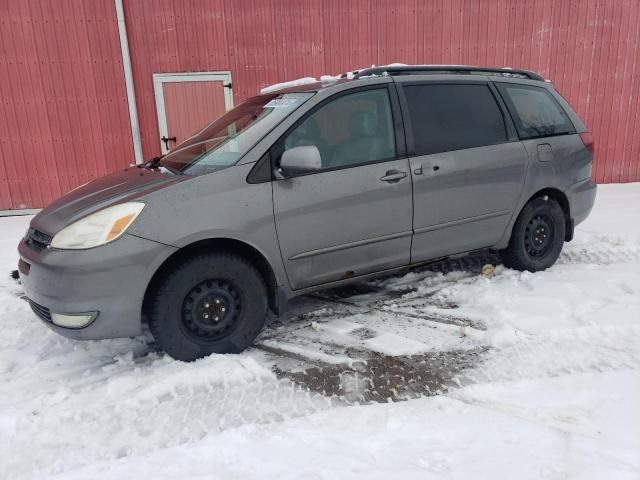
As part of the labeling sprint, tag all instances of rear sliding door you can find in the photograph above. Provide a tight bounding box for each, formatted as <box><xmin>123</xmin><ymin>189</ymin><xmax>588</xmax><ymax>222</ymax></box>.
<box><xmin>399</xmin><ymin>81</ymin><xmax>529</xmax><ymax>262</ymax></box>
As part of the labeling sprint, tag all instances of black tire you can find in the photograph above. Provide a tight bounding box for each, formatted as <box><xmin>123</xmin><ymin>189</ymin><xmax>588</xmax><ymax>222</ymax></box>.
<box><xmin>499</xmin><ymin>196</ymin><xmax>566</xmax><ymax>272</ymax></box>
<box><xmin>148</xmin><ymin>253</ymin><xmax>267</xmax><ymax>361</ymax></box>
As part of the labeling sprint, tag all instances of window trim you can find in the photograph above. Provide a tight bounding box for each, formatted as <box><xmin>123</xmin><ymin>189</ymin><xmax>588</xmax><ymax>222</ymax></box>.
<box><xmin>269</xmin><ymin>84</ymin><xmax>407</xmax><ymax>179</ymax></box>
<box><xmin>487</xmin><ymin>82</ymin><xmax>520</xmax><ymax>141</ymax></box>
<box><xmin>396</xmin><ymin>80</ymin><xmax>516</xmax><ymax>157</ymax></box>
<box><xmin>494</xmin><ymin>82</ymin><xmax>577</xmax><ymax>140</ymax></box>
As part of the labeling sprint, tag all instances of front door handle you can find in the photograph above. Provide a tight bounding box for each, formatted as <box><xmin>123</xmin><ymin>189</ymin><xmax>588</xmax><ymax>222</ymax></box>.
<box><xmin>380</xmin><ymin>170</ymin><xmax>408</xmax><ymax>183</ymax></box>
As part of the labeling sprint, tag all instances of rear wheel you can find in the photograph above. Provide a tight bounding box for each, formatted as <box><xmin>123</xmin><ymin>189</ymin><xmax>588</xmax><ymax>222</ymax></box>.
<box><xmin>148</xmin><ymin>253</ymin><xmax>267</xmax><ymax>361</ymax></box>
<box><xmin>499</xmin><ymin>196</ymin><xmax>565</xmax><ymax>272</ymax></box>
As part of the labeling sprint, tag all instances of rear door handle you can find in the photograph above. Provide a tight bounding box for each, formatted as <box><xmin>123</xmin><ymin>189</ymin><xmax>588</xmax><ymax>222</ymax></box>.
<box><xmin>380</xmin><ymin>170</ymin><xmax>408</xmax><ymax>183</ymax></box>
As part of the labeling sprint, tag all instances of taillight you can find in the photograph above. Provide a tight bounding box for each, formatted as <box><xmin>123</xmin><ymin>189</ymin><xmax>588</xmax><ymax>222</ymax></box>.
<box><xmin>580</xmin><ymin>132</ymin><xmax>594</xmax><ymax>155</ymax></box>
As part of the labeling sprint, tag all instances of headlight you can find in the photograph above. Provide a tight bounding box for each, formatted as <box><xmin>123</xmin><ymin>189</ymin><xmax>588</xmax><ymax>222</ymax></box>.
<box><xmin>51</xmin><ymin>202</ymin><xmax>145</xmax><ymax>249</ymax></box>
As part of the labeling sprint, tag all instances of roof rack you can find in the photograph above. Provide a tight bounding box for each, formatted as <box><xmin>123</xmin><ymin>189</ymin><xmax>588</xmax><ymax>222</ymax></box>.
<box><xmin>351</xmin><ymin>65</ymin><xmax>545</xmax><ymax>81</ymax></box>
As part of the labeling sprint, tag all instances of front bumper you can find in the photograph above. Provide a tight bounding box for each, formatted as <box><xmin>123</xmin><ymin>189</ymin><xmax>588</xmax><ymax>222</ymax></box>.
<box><xmin>18</xmin><ymin>233</ymin><xmax>177</xmax><ymax>340</ymax></box>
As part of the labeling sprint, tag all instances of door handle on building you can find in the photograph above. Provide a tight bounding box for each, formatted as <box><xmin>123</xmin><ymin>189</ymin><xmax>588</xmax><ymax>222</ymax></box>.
<box><xmin>161</xmin><ymin>136</ymin><xmax>176</xmax><ymax>150</ymax></box>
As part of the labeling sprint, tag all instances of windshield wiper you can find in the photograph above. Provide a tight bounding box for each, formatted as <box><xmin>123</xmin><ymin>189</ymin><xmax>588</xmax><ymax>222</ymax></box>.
<box><xmin>140</xmin><ymin>156</ymin><xmax>162</xmax><ymax>169</ymax></box>
<box><xmin>140</xmin><ymin>156</ymin><xmax>183</xmax><ymax>175</ymax></box>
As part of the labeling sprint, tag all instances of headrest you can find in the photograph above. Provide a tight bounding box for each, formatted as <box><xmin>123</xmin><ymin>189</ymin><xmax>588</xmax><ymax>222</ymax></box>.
<box><xmin>297</xmin><ymin>117</ymin><xmax>321</xmax><ymax>137</ymax></box>
<box><xmin>349</xmin><ymin>111</ymin><xmax>378</xmax><ymax>137</ymax></box>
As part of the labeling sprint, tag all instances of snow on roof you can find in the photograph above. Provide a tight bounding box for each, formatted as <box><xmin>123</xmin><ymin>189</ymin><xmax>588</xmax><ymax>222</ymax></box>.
<box><xmin>260</xmin><ymin>63</ymin><xmax>408</xmax><ymax>94</ymax></box>
<box><xmin>260</xmin><ymin>77</ymin><xmax>318</xmax><ymax>94</ymax></box>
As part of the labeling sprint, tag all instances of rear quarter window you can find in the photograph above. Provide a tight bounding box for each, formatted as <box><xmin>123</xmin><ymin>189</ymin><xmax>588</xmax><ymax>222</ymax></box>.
<box><xmin>402</xmin><ymin>83</ymin><xmax>508</xmax><ymax>156</ymax></box>
<box><xmin>496</xmin><ymin>83</ymin><xmax>576</xmax><ymax>139</ymax></box>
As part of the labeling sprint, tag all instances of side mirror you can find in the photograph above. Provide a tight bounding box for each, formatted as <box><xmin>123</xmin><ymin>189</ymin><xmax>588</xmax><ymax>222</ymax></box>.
<box><xmin>279</xmin><ymin>145</ymin><xmax>322</xmax><ymax>177</ymax></box>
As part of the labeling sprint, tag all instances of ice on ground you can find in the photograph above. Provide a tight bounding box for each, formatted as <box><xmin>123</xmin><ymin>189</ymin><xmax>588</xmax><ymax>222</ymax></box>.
<box><xmin>0</xmin><ymin>183</ymin><xmax>639</xmax><ymax>479</ymax></box>
<box><xmin>363</xmin><ymin>331</ymin><xmax>433</xmax><ymax>356</ymax></box>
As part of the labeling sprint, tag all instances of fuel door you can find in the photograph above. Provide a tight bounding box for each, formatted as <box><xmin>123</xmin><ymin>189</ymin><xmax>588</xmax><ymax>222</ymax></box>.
<box><xmin>537</xmin><ymin>143</ymin><xmax>554</xmax><ymax>162</ymax></box>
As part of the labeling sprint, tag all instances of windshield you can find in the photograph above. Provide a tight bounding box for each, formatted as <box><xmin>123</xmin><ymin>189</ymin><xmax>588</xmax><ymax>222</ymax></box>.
<box><xmin>158</xmin><ymin>92</ymin><xmax>314</xmax><ymax>175</ymax></box>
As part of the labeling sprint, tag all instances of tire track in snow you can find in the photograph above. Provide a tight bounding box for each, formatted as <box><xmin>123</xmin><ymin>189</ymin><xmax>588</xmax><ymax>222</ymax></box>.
<box><xmin>452</xmin><ymin>324</ymin><xmax>640</xmax><ymax>388</ymax></box>
<box><xmin>559</xmin><ymin>243</ymin><xmax>640</xmax><ymax>265</ymax></box>
<box><xmin>264</xmin><ymin>242</ymin><xmax>640</xmax><ymax>404</ymax></box>
<box><xmin>3</xmin><ymin>355</ymin><xmax>338</xmax><ymax>479</ymax></box>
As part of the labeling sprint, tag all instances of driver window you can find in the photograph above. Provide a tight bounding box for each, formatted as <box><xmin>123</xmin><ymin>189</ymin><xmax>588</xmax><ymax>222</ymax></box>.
<box><xmin>283</xmin><ymin>88</ymin><xmax>396</xmax><ymax>169</ymax></box>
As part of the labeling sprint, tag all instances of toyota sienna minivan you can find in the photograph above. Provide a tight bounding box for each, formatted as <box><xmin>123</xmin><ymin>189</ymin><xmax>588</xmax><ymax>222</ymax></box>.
<box><xmin>19</xmin><ymin>65</ymin><xmax>597</xmax><ymax>361</ymax></box>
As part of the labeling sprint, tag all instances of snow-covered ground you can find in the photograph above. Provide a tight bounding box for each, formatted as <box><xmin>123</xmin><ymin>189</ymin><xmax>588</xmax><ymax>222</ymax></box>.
<box><xmin>1</xmin><ymin>183</ymin><xmax>639</xmax><ymax>479</ymax></box>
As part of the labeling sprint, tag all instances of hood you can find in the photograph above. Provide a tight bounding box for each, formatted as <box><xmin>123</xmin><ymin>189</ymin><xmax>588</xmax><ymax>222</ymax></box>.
<box><xmin>31</xmin><ymin>167</ymin><xmax>185</xmax><ymax>235</ymax></box>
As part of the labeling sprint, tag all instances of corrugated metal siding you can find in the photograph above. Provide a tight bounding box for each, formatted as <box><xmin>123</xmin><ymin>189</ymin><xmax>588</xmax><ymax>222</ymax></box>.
<box><xmin>1</xmin><ymin>0</ymin><xmax>639</xmax><ymax>209</ymax></box>
<box><xmin>125</xmin><ymin>0</ymin><xmax>640</xmax><ymax>185</ymax></box>
<box><xmin>0</xmin><ymin>0</ymin><xmax>133</xmax><ymax>210</ymax></box>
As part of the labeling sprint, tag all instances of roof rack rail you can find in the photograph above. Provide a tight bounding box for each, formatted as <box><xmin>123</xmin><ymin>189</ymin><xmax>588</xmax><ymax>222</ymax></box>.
<box><xmin>351</xmin><ymin>65</ymin><xmax>545</xmax><ymax>81</ymax></box>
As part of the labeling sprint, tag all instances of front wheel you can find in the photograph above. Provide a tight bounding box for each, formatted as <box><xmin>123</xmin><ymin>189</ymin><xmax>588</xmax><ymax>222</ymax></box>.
<box><xmin>147</xmin><ymin>253</ymin><xmax>268</xmax><ymax>361</ymax></box>
<box><xmin>499</xmin><ymin>196</ymin><xmax>566</xmax><ymax>272</ymax></box>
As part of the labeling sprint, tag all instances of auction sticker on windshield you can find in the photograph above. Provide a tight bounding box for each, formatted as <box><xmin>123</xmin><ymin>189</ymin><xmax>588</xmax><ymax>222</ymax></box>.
<box><xmin>264</xmin><ymin>98</ymin><xmax>299</xmax><ymax>108</ymax></box>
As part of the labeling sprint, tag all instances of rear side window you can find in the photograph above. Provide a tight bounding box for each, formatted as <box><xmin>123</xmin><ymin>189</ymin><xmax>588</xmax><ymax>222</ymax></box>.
<box><xmin>403</xmin><ymin>84</ymin><xmax>507</xmax><ymax>156</ymax></box>
<box><xmin>497</xmin><ymin>83</ymin><xmax>575</xmax><ymax>139</ymax></box>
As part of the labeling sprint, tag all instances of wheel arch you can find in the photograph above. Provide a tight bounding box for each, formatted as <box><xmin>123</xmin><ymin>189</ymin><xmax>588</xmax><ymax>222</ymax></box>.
<box><xmin>526</xmin><ymin>188</ymin><xmax>572</xmax><ymax>241</ymax></box>
<box><xmin>498</xmin><ymin>186</ymin><xmax>572</xmax><ymax>249</ymax></box>
<box><xmin>142</xmin><ymin>237</ymin><xmax>282</xmax><ymax>319</ymax></box>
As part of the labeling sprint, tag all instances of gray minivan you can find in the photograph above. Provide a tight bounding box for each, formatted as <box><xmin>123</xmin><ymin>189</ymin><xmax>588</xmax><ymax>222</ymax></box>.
<box><xmin>19</xmin><ymin>65</ymin><xmax>596</xmax><ymax>361</ymax></box>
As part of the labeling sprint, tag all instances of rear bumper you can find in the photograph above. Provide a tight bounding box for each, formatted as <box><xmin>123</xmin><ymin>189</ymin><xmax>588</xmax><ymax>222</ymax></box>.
<box><xmin>567</xmin><ymin>178</ymin><xmax>597</xmax><ymax>227</ymax></box>
<box><xmin>18</xmin><ymin>233</ymin><xmax>176</xmax><ymax>340</ymax></box>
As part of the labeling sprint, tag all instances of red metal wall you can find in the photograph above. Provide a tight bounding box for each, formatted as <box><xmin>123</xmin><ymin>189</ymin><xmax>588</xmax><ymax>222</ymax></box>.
<box><xmin>1</xmin><ymin>0</ymin><xmax>639</xmax><ymax>209</ymax></box>
<box><xmin>126</xmin><ymin>0</ymin><xmax>640</xmax><ymax>186</ymax></box>
<box><xmin>0</xmin><ymin>0</ymin><xmax>134</xmax><ymax>210</ymax></box>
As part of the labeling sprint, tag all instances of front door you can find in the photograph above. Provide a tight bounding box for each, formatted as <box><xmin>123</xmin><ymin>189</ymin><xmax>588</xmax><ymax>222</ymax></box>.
<box><xmin>272</xmin><ymin>87</ymin><xmax>413</xmax><ymax>290</ymax></box>
<box><xmin>399</xmin><ymin>81</ymin><xmax>529</xmax><ymax>262</ymax></box>
<box><xmin>153</xmin><ymin>72</ymin><xmax>233</xmax><ymax>153</ymax></box>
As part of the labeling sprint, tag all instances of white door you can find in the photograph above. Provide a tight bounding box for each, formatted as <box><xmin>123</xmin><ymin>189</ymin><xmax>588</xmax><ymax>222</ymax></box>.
<box><xmin>153</xmin><ymin>72</ymin><xmax>233</xmax><ymax>153</ymax></box>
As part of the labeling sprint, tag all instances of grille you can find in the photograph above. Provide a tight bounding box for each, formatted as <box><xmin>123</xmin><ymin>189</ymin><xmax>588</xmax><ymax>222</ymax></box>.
<box><xmin>25</xmin><ymin>228</ymin><xmax>52</xmax><ymax>251</ymax></box>
<box><xmin>28</xmin><ymin>298</ymin><xmax>52</xmax><ymax>323</ymax></box>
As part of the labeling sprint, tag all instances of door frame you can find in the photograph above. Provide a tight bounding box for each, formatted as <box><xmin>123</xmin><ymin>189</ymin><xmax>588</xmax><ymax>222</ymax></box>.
<box><xmin>152</xmin><ymin>71</ymin><xmax>233</xmax><ymax>153</ymax></box>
